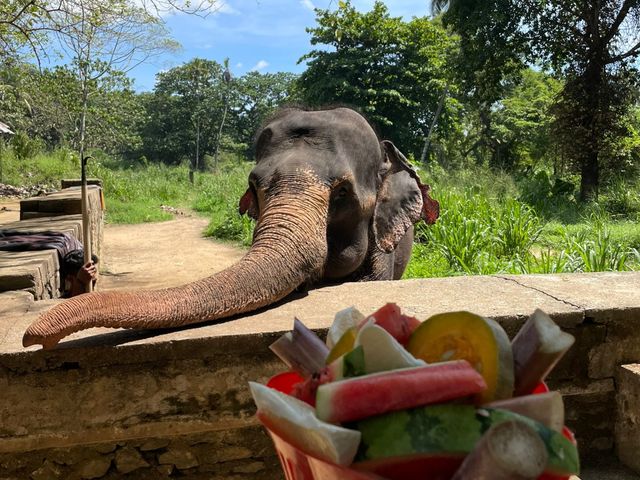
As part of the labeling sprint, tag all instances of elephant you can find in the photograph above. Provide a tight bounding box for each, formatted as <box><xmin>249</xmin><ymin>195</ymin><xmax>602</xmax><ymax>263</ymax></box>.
<box><xmin>22</xmin><ymin>107</ymin><xmax>439</xmax><ymax>349</ymax></box>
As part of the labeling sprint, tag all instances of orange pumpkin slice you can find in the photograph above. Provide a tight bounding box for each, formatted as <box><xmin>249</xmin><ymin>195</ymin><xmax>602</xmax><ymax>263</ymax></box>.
<box><xmin>407</xmin><ymin>311</ymin><xmax>514</xmax><ymax>402</ymax></box>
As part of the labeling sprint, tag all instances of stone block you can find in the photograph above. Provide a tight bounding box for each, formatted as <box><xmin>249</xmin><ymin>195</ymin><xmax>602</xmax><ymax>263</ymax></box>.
<box><xmin>114</xmin><ymin>447</ymin><xmax>149</xmax><ymax>474</ymax></box>
<box><xmin>74</xmin><ymin>456</ymin><xmax>111</xmax><ymax>479</ymax></box>
<box><xmin>0</xmin><ymin>250</ymin><xmax>60</xmax><ymax>300</ymax></box>
<box><xmin>549</xmin><ymin>323</ymin><xmax>607</xmax><ymax>382</ymax></box>
<box><xmin>616</xmin><ymin>364</ymin><xmax>640</xmax><ymax>474</ymax></box>
<box><xmin>589</xmin><ymin>314</ymin><xmax>640</xmax><ymax>379</ymax></box>
<box><xmin>61</xmin><ymin>179</ymin><xmax>103</xmax><ymax>189</ymax></box>
<box><xmin>558</xmin><ymin>379</ymin><xmax>616</xmax><ymax>459</ymax></box>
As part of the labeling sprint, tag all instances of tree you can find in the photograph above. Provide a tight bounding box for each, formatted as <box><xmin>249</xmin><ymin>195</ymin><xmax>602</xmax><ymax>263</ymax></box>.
<box><xmin>298</xmin><ymin>1</ymin><xmax>458</xmax><ymax>157</ymax></box>
<box><xmin>462</xmin><ymin>68</ymin><xmax>561</xmax><ymax>171</ymax></box>
<box><xmin>233</xmin><ymin>71</ymin><xmax>298</xmax><ymax>152</ymax></box>
<box><xmin>0</xmin><ymin>0</ymin><xmax>219</xmax><ymax>65</ymax></box>
<box><xmin>141</xmin><ymin>59</ymin><xmax>227</xmax><ymax>165</ymax></box>
<box><xmin>0</xmin><ymin>60</ymin><xmax>142</xmax><ymax>152</ymax></box>
<box><xmin>51</xmin><ymin>0</ymin><xmax>176</xmax><ymax>169</ymax></box>
<box><xmin>435</xmin><ymin>0</ymin><xmax>640</xmax><ymax>201</ymax></box>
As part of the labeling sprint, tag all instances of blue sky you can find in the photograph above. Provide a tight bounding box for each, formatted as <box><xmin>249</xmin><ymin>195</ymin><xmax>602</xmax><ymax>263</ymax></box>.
<box><xmin>131</xmin><ymin>0</ymin><xmax>430</xmax><ymax>91</ymax></box>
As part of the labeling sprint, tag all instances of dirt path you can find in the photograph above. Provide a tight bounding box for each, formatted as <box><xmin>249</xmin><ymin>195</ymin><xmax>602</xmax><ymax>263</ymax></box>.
<box><xmin>0</xmin><ymin>198</ymin><xmax>246</xmax><ymax>291</ymax></box>
<box><xmin>0</xmin><ymin>199</ymin><xmax>21</xmax><ymax>223</ymax></box>
<box><xmin>98</xmin><ymin>216</ymin><xmax>247</xmax><ymax>291</ymax></box>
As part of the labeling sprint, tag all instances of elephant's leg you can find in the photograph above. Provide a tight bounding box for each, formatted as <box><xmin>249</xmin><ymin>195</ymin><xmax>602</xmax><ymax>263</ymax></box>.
<box><xmin>392</xmin><ymin>225</ymin><xmax>414</xmax><ymax>280</ymax></box>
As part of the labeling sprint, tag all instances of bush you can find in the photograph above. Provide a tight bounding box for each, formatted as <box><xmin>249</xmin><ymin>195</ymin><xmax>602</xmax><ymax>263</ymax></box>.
<box><xmin>10</xmin><ymin>131</ymin><xmax>44</xmax><ymax>160</ymax></box>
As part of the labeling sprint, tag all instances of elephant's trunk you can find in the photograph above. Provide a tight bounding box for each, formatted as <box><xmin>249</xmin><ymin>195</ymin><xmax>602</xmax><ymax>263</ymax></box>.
<box><xmin>23</xmin><ymin>180</ymin><xmax>330</xmax><ymax>349</ymax></box>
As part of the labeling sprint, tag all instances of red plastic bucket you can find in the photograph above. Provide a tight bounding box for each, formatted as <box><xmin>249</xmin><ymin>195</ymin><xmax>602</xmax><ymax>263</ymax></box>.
<box><xmin>259</xmin><ymin>372</ymin><xmax>575</xmax><ymax>480</ymax></box>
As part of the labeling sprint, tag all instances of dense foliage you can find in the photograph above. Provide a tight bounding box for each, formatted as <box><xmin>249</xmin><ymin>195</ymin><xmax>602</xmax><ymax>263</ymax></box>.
<box><xmin>437</xmin><ymin>0</ymin><xmax>640</xmax><ymax>200</ymax></box>
<box><xmin>298</xmin><ymin>1</ymin><xmax>457</xmax><ymax>155</ymax></box>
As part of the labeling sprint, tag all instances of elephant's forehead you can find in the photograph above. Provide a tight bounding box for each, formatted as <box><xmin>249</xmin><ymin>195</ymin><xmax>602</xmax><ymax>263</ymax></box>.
<box><xmin>264</xmin><ymin>108</ymin><xmax>379</xmax><ymax>147</ymax></box>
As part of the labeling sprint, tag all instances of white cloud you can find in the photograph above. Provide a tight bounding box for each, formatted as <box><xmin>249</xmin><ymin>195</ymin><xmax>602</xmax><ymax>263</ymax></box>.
<box><xmin>216</xmin><ymin>1</ymin><xmax>239</xmax><ymax>14</ymax></box>
<box><xmin>300</xmin><ymin>0</ymin><xmax>315</xmax><ymax>11</ymax></box>
<box><xmin>250</xmin><ymin>60</ymin><xmax>269</xmax><ymax>71</ymax></box>
<box><xmin>236</xmin><ymin>62</ymin><xmax>243</xmax><ymax>68</ymax></box>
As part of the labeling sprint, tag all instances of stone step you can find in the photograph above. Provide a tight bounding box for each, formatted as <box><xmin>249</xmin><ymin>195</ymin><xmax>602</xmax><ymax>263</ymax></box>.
<box><xmin>0</xmin><ymin>250</ymin><xmax>60</xmax><ymax>299</ymax></box>
<box><xmin>0</xmin><ymin>214</ymin><xmax>83</xmax><ymax>240</ymax></box>
<box><xmin>18</xmin><ymin>186</ymin><xmax>104</xmax><ymax>260</ymax></box>
<box><xmin>616</xmin><ymin>364</ymin><xmax>640</xmax><ymax>474</ymax></box>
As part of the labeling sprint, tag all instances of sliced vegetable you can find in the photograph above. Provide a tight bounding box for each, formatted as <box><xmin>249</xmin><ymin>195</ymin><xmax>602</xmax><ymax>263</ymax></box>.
<box><xmin>407</xmin><ymin>311</ymin><xmax>514</xmax><ymax>402</ymax></box>
<box><xmin>355</xmin><ymin>323</ymin><xmax>425</xmax><ymax>374</ymax></box>
<box><xmin>249</xmin><ymin>382</ymin><xmax>361</xmax><ymax>466</ymax></box>
<box><xmin>485</xmin><ymin>391</ymin><xmax>565</xmax><ymax>432</ymax></box>
<box><xmin>328</xmin><ymin>345</ymin><xmax>367</xmax><ymax>381</ymax></box>
<box><xmin>451</xmin><ymin>420</ymin><xmax>548</xmax><ymax>480</ymax></box>
<box><xmin>269</xmin><ymin>318</ymin><xmax>329</xmax><ymax>377</ymax></box>
<box><xmin>511</xmin><ymin>309</ymin><xmax>575</xmax><ymax>396</ymax></box>
<box><xmin>316</xmin><ymin>360</ymin><xmax>486</xmax><ymax>424</ymax></box>
<box><xmin>327</xmin><ymin>307</ymin><xmax>365</xmax><ymax>348</ymax></box>
<box><xmin>326</xmin><ymin>327</ymin><xmax>358</xmax><ymax>364</ymax></box>
<box><xmin>353</xmin><ymin>405</ymin><xmax>579</xmax><ymax>478</ymax></box>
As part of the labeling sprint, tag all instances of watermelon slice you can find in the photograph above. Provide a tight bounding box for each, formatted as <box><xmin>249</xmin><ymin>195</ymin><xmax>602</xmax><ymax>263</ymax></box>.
<box><xmin>352</xmin><ymin>404</ymin><xmax>579</xmax><ymax>479</ymax></box>
<box><xmin>292</xmin><ymin>346</ymin><xmax>366</xmax><ymax>404</ymax></box>
<box><xmin>249</xmin><ymin>382</ymin><xmax>361</xmax><ymax>466</ymax></box>
<box><xmin>315</xmin><ymin>360</ymin><xmax>486</xmax><ymax>424</ymax></box>
<box><xmin>363</xmin><ymin>303</ymin><xmax>421</xmax><ymax>347</ymax></box>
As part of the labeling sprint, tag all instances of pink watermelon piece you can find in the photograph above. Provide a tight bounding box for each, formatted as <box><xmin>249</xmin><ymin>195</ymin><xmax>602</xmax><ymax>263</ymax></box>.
<box><xmin>315</xmin><ymin>360</ymin><xmax>486</xmax><ymax>424</ymax></box>
<box><xmin>361</xmin><ymin>303</ymin><xmax>421</xmax><ymax>347</ymax></box>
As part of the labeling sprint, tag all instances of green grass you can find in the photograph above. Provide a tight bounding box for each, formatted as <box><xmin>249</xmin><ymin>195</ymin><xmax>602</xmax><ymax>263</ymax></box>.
<box><xmin>0</xmin><ymin>147</ymin><xmax>79</xmax><ymax>187</ymax></box>
<box><xmin>404</xmin><ymin>166</ymin><xmax>640</xmax><ymax>277</ymax></box>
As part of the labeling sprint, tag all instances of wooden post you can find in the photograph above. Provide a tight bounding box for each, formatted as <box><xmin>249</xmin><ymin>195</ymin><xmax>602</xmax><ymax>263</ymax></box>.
<box><xmin>81</xmin><ymin>155</ymin><xmax>93</xmax><ymax>293</ymax></box>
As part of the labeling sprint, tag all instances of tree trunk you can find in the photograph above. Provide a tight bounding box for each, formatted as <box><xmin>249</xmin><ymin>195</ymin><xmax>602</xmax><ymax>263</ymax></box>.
<box><xmin>23</xmin><ymin>179</ymin><xmax>330</xmax><ymax>349</ymax></box>
<box><xmin>580</xmin><ymin>149</ymin><xmax>599</xmax><ymax>202</ymax></box>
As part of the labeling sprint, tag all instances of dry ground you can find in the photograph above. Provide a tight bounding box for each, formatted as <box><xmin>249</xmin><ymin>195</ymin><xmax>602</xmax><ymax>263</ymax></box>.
<box><xmin>98</xmin><ymin>215</ymin><xmax>247</xmax><ymax>291</ymax></box>
<box><xmin>0</xmin><ymin>198</ymin><xmax>248</xmax><ymax>291</ymax></box>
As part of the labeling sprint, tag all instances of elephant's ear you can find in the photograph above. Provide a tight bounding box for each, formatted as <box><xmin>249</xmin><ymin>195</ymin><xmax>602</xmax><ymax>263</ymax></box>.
<box><xmin>373</xmin><ymin>141</ymin><xmax>440</xmax><ymax>253</ymax></box>
<box><xmin>239</xmin><ymin>188</ymin><xmax>259</xmax><ymax>220</ymax></box>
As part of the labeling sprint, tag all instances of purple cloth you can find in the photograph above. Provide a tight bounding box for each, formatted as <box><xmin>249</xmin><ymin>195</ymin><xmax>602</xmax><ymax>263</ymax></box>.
<box><xmin>0</xmin><ymin>229</ymin><xmax>83</xmax><ymax>264</ymax></box>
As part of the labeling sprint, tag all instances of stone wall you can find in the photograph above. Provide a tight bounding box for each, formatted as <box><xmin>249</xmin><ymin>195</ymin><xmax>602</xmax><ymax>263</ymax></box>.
<box><xmin>1</xmin><ymin>272</ymin><xmax>639</xmax><ymax>479</ymax></box>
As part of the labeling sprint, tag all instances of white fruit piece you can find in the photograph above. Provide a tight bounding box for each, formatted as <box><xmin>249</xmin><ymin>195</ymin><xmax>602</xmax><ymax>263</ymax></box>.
<box><xmin>326</xmin><ymin>306</ymin><xmax>365</xmax><ymax>348</ymax></box>
<box><xmin>355</xmin><ymin>323</ymin><xmax>425</xmax><ymax>374</ymax></box>
<box><xmin>249</xmin><ymin>382</ymin><xmax>361</xmax><ymax>465</ymax></box>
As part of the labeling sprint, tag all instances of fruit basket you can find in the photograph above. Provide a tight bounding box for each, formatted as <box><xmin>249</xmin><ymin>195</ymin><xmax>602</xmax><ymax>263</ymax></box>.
<box><xmin>251</xmin><ymin>306</ymin><xmax>580</xmax><ymax>480</ymax></box>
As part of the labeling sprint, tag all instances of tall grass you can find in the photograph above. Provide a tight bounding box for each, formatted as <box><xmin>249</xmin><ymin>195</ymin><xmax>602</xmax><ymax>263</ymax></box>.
<box><xmin>192</xmin><ymin>162</ymin><xmax>254</xmax><ymax>246</ymax></box>
<box><xmin>407</xmin><ymin>165</ymin><xmax>640</xmax><ymax>277</ymax></box>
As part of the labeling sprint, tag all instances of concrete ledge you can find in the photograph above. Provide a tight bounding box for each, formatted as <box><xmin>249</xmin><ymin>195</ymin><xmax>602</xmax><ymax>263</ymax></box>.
<box><xmin>0</xmin><ymin>272</ymin><xmax>639</xmax><ymax>479</ymax></box>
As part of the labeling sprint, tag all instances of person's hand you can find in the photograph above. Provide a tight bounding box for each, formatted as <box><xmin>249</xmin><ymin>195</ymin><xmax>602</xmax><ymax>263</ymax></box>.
<box><xmin>76</xmin><ymin>262</ymin><xmax>97</xmax><ymax>284</ymax></box>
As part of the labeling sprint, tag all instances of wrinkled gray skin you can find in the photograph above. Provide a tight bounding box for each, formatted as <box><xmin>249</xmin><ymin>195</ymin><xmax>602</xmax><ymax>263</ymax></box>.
<box><xmin>23</xmin><ymin>107</ymin><xmax>433</xmax><ymax>349</ymax></box>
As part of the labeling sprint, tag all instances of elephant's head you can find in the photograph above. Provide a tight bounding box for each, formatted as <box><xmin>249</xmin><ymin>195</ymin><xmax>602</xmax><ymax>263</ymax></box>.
<box><xmin>23</xmin><ymin>107</ymin><xmax>438</xmax><ymax>349</ymax></box>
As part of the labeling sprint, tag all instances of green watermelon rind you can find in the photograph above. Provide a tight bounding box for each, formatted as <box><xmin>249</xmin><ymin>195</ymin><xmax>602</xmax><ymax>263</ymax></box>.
<box><xmin>353</xmin><ymin>404</ymin><xmax>579</xmax><ymax>476</ymax></box>
<box><xmin>329</xmin><ymin>345</ymin><xmax>367</xmax><ymax>381</ymax></box>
